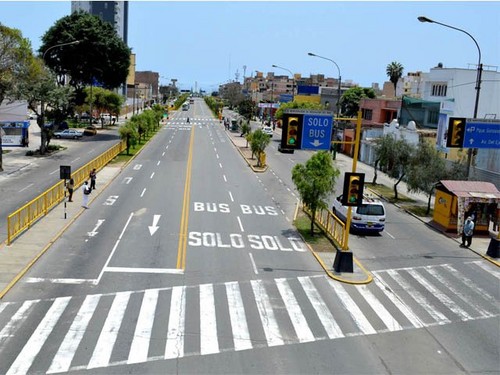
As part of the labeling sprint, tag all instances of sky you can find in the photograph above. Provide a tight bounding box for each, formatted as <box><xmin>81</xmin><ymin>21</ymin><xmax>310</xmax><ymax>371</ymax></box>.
<box><xmin>1</xmin><ymin>1</ymin><xmax>499</xmax><ymax>92</ymax></box>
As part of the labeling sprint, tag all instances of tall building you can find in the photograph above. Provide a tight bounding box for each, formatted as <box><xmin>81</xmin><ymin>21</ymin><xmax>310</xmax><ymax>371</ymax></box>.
<box><xmin>71</xmin><ymin>1</ymin><xmax>128</xmax><ymax>44</ymax></box>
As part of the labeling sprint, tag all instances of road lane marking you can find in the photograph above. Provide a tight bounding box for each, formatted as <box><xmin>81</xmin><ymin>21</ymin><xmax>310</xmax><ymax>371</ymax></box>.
<box><xmin>50</xmin><ymin>169</ymin><xmax>59</xmax><ymax>175</ymax></box>
<box><xmin>162</xmin><ymin>152</ymin><xmax>165</xmax><ymax>156</ymax></box>
<box><xmin>357</xmin><ymin>285</ymin><xmax>403</xmax><ymax>331</ymax></box>
<box><xmin>165</xmin><ymin>286</ymin><xmax>186</xmax><ymax>359</ymax></box>
<box><xmin>276</xmin><ymin>278</ymin><xmax>315</xmax><ymax>343</ymax></box>
<box><xmin>225</xmin><ymin>282</ymin><xmax>252</xmax><ymax>350</ymax></box>
<box><xmin>140</xmin><ymin>188</ymin><xmax>146</xmax><ymax>197</ymax></box>
<box><xmin>88</xmin><ymin>292</ymin><xmax>131</xmax><ymax>369</ymax></box>
<box><xmin>298</xmin><ymin>276</ymin><xmax>344</xmax><ymax>339</ymax></box>
<box><xmin>19</xmin><ymin>183</ymin><xmax>34</xmax><ymax>192</ymax></box>
<box><xmin>128</xmin><ymin>289</ymin><xmax>159</xmax><ymax>364</ymax></box>
<box><xmin>157</xmin><ymin>160</ymin><xmax>161</xmax><ymax>166</ymax></box>
<box><xmin>328</xmin><ymin>279</ymin><xmax>376</xmax><ymax>335</ymax></box>
<box><xmin>385</xmin><ymin>231</ymin><xmax>395</xmax><ymax>239</ymax></box>
<box><xmin>25</xmin><ymin>277</ymin><xmax>95</xmax><ymax>285</ymax></box>
<box><xmin>6</xmin><ymin>297</ymin><xmax>71</xmax><ymax>375</ymax></box>
<box><xmin>251</xmin><ymin>279</ymin><xmax>284</xmax><ymax>347</ymax></box>
<box><xmin>0</xmin><ymin>300</ymin><xmax>37</xmax><ymax>344</ymax></box>
<box><xmin>47</xmin><ymin>295</ymin><xmax>100</xmax><ymax>373</ymax></box>
<box><xmin>176</xmin><ymin>126</ymin><xmax>195</xmax><ymax>270</ymax></box>
<box><xmin>248</xmin><ymin>253</ymin><xmax>258</xmax><ymax>275</ymax></box>
<box><xmin>219</xmin><ymin>162</ymin><xmax>223</xmax><ymax>169</ymax></box>
<box><xmin>96</xmin><ymin>212</ymin><xmax>134</xmax><ymax>284</ymax></box>
<box><xmin>150</xmin><ymin>172</ymin><xmax>155</xmax><ymax>179</ymax></box>
<box><xmin>223</xmin><ymin>174</ymin><xmax>227</xmax><ymax>182</ymax></box>
<box><xmin>104</xmin><ymin>267</ymin><xmax>183</xmax><ymax>274</ymax></box>
<box><xmin>71</xmin><ymin>157</ymin><xmax>81</xmax><ymax>163</ymax></box>
<box><xmin>199</xmin><ymin>284</ymin><xmax>219</xmax><ymax>355</ymax></box>
<box><xmin>237</xmin><ymin>216</ymin><xmax>244</xmax><ymax>232</ymax></box>
<box><xmin>228</xmin><ymin>191</ymin><xmax>234</xmax><ymax>202</ymax></box>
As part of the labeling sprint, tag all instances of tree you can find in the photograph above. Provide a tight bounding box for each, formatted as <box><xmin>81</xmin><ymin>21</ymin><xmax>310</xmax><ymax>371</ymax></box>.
<box><xmin>83</xmin><ymin>87</ymin><xmax>124</xmax><ymax>127</ymax></box>
<box><xmin>338</xmin><ymin>87</ymin><xmax>376</xmax><ymax>117</ymax></box>
<box><xmin>292</xmin><ymin>151</ymin><xmax>340</xmax><ymax>235</ymax></box>
<box><xmin>0</xmin><ymin>23</ymin><xmax>35</xmax><ymax>171</ymax></box>
<box><xmin>240</xmin><ymin>121</ymin><xmax>251</xmax><ymax>137</ymax></box>
<box><xmin>274</xmin><ymin>101</ymin><xmax>324</xmax><ymax>120</ymax></box>
<box><xmin>386</xmin><ymin>61</ymin><xmax>404</xmax><ymax>97</ymax></box>
<box><xmin>40</xmin><ymin>11</ymin><xmax>131</xmax><ymax>94</ymax></box>
<box><xmin>12</xmin><ymin>57</ymin><xmax>74</xmax><ymax>154</ymax></box>
<box><xmin>372</xmin><ymin>134</ymin><xmax>397</xmax><ymax>185</ymax></box>
<box><xmin>119</xmin><ymin>122</ymin><xmax>138</xmax><ymax>155</ymax></box>
<box><xmin>375</xmin><ymin>135</ymin><xmax>415</xmax><ymax>199</ymax></box>
<box><xmin>238</xmin><ymin>99</ymin><xmax>256</xmax><ymax>121</ymax></box>
<box><xmin>406</xmin><ymin>141</ymin><xmax>447</xmax><ymax>214</ymax></box>
<box><xmin>248</xmin><ymin>129</ymin><xmax>270</xmax><ymax>167</ymax></box>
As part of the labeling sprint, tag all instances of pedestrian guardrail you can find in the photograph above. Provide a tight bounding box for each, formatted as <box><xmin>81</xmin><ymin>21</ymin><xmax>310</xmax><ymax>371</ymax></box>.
<box><xmin>303</xmin><ymin>204</ymin><xmax>346</xmax><ymax>249</ymax></box>
<box><xmin>7</xmin><ymin>140</ymin><xmax>126</xmax><ymax>245</ymax></box>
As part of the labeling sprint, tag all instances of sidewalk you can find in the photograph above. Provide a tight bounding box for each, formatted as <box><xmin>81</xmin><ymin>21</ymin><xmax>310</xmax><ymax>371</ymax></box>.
<box><xmin>0</xmin><ymin>163</ymin><xmax>123</xmax><ymax>298</ymax></box>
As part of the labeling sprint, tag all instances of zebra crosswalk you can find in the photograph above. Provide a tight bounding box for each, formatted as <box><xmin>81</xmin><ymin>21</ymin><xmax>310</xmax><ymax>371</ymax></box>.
<box><xmin>0</xmin><ymin>261</ymin><xmax>498</xmax><ymax>374</ymax></box>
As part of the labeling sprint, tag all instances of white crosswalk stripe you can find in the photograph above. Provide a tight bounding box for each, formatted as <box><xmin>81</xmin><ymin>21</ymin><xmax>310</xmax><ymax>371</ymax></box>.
<box><xmin>128</xmin><ymin>289</ymin><xmax>159</xmax><ymax>364</ymax></box>
<box><xmin>7</xmin><ymin>297</ymin><xmax>71</xmax><ymax>375</ymax></box>
<box><xmin>47</xmin><ymin>294</ymin><xmax>100</xmax><ymax>373</ymax></box>
<box><xmin>0</xmin><ymin>262</ymin><xmax>498</xmax><ymax>373</ymax></box>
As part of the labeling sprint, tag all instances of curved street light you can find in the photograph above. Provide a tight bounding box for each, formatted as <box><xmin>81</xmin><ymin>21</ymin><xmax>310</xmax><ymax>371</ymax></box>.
<box><xmin>42</xmin><ymin>40</ymin><xmax>80</xmax><ymax>60</ymax></box>
<box><xmin>418</xmin><ymin>16</ymin><xmax>482</xmax><ymax>179</ymax></box>
<box><xmin>272</xmin><ymin>64</ymin><xmax>295</xmax><ymax>98</ymax></box>
<box><xmin>308</xmin><ymin>52</ymin><xmax>342</xmax><ymax>117</ymax></box>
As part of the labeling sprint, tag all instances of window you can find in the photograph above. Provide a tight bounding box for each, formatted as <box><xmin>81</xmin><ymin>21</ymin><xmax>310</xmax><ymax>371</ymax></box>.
<box><xmin>362</xmin><ymin>109</ymin><xmax>373</xmax><ymax>120</ymax></box>
<box><xmin>357</xmin><ymin>204</ymin><xmax>385</xmax><ymax>216</ymax></box>
<box><xmin>427</xmin><ymin>110</ymin><xmax>439</xmax><ymax>124</ymax></box>
<box><xmin>431</xmin><ymin>84</ymin><xmax>447</xmax><ymax>97</ymax></box>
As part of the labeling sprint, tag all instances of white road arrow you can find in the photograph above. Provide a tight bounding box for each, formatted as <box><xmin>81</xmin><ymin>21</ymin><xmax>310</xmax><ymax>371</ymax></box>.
<box><xmin>310</xmin><ymin>139</ymin><xmax>324</xmax><ymax>147</ymax></box>
<box><xmin>148</xmin><ymin>215</ymin><xmax>161</xmax><ymax>236</ymax></box>
<box><xmin>87</xmin><ymin>219</ymin><xmax>105</xmax><ymax>237</ymax></box>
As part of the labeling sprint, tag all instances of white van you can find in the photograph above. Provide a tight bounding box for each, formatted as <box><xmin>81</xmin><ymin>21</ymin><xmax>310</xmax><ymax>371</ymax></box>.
<box><xmin>332</xmin><ymin>194</ymin><xmax>386</xmax><ymax>233</ymax></box>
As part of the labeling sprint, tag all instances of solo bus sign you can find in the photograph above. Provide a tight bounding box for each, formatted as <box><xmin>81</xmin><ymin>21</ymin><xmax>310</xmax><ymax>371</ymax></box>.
<box><xmin>280</xmin><ymin>109</ymin><xmax>333</xmax><ymax>152</ymax></box>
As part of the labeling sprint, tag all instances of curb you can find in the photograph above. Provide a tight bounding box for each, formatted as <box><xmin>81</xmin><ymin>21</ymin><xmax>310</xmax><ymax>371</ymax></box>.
<box><xmin>224</xmin><ymin>126</ymin><xmax>268</xmax><ymax>173</ymax></box>
<box><xmin>293</xmin><ymin>202</ymin><xmax>373</xmax><ymax>285</ymax></box>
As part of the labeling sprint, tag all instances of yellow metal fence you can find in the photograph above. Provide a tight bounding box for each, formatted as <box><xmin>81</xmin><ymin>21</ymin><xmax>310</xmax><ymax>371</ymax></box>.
<box><xmin>7</xmin><ymin>140</ymin><xmax>126</xmax><ymax>245</ymax></box>
<box><xmin>303</xmin><ymin>204</ymin><xmax>347</xmax><ymax>249</ymax></box>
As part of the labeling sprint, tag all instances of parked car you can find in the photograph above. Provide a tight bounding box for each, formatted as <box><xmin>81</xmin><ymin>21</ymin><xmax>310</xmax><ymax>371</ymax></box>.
<box><xmin>53</xmin><ymin>129</ymin><xmax>83</xmax><ymax>139</ymax></box>
<box><xmin>262</xmin><ymin>125</ymin><xmax>273</xmax><ymax>136</ymax></box>
<box><xmin>83</xmin><ymin>125</ymin><xmax>97</xmax><ymax>136</ymax></box>
<box><xmin>332</xmin><ymin>194</ymin><xmax>386</xmax><ymax>233</ymax></box>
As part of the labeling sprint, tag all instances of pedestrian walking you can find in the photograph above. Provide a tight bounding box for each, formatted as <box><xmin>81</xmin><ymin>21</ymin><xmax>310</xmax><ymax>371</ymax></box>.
<box><xmin>461</xmin><ymin>216</ymin><xmax>475</xmax><ymax>247</ymax></box>
<box><xmin>66</xmin><ymin>178</ymin><xmax>74</xmax><ymax>202</ymax></box>
<box><xmin>89</xmin><ymin>168</ymin><xmax>97</xmax><ymax>190</ymax></box>
<box><xmin>82</xmin><ymin>181</ymin><xmax>91</xmax><ymax>208</ymax></box>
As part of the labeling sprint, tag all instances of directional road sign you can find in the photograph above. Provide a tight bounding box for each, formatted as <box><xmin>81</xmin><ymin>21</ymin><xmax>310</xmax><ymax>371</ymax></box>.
<box><xmin>464</xmin><ymin>121</ymin><xmax>500</xmax><ymax>149</ymax></box>
<box><xmin>301</xmin><ymin>114</ymin><xmax>333</xmax><ymax>151</ymax></box>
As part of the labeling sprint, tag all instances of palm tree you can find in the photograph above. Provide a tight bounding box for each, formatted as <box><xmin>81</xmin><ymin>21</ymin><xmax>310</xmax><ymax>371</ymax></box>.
<box><xmin>386</xmin><ymin>61</ymin><xmax>404</xmax><ymax>97</ymax></box>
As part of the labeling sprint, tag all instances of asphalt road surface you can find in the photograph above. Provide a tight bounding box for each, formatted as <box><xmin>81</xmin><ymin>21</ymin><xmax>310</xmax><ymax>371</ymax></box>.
<box><xmin>0</xmin><ymin>99</ymin><xmax>498</xmax><ymax>374</ymax></box>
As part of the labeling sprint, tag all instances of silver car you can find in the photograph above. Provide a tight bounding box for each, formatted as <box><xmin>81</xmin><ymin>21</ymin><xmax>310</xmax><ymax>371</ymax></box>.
<box><xmin>54</xmin><ymin>129</ymin><xmax>83</xmax><ymax>139</ymax></box>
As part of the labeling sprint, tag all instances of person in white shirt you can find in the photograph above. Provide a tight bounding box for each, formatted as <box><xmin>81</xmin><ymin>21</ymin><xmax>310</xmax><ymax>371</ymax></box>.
<box><xmin>82</xmin><ymin>181</ymin><xmax>91</xmax><ymax>208</ymax></box>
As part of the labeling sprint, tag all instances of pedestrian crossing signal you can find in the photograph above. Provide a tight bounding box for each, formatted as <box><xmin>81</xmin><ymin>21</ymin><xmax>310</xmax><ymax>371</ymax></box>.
<box><xmin>286</xmin><ymin>117</ymin><xmax>299</xmax><ymax>146</ymax></box>
<box><xmin>446</xmin><ymin>117</ymin><xmax>466</xmax><ymax>148</ymax></box>
<box><xmin>342</xmin><ymin>172</ymin><xmax>365</xmax><ymax>206</ymax></box>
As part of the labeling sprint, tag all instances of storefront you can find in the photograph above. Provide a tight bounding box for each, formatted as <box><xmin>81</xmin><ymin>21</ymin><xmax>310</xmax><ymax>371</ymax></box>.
<box><xmin>433</xmin><ymin>180</ymin><xmax>500</xmax><ymax>234</ymax></box>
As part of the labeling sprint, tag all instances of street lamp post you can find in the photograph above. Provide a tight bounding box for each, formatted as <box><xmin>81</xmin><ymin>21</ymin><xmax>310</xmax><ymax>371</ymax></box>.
<box><xmin>418</xmin><ymin>16</ymin><xmax>482</xmax><ymax>179</ymax></box>
<box><xmin>42</xmin><ymin>40</ymin><xmax>80</xmax><ymax>60</ymax></box>
<box><xmin>308</xmin><ymin>52</ymin><xmax>342</xmax><ymax>118</ymax></box>
<box><xmin>272</xmin><ymin>64</ymin><xmax>295</xmax><ymax>100</ymax></box>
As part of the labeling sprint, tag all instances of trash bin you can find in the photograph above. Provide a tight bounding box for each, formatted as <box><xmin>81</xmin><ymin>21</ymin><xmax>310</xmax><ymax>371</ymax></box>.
<box><xmin>231</xmin><ymin>120</ymin><xmax>238</xmax><ymax>131</ymax></box>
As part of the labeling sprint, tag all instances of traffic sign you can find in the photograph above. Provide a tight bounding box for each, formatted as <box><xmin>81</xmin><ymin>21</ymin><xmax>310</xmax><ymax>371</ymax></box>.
<box><xmin>301</xmin><ymin>114</ymin><xmax>333</xmax><ymax>151</ymax></box>
<box><xmin>464</xmin><ymin>121</ymin><xmax>500</xmax><ymax>149</ymax></box>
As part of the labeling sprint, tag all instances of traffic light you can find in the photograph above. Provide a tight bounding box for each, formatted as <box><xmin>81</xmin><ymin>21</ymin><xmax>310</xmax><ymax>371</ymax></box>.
<box><xmin>446</xmin><ymin>117</ymin><xmax>466</xmax><ymax>148</ymax></box>
<box><xmin>342</xmin><ymin>172</ymin><xmax>365</xmax><ymax>206</ymax></box>
<box><xmin>286</xmin><ymin>116</ymin><xmax>299</xmax><ymax>146</ymax></box>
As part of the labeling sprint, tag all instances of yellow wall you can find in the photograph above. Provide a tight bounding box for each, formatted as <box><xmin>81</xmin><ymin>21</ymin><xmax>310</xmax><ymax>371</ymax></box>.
<box><xmin>294</xmin><ymin>95</ymin><xmax>321</xmax><ymax>104</ymax></box>
<box><xmin>433</xmin><ymin>189</ymin><xmax>453</xmax><ymax>228</ymax></box>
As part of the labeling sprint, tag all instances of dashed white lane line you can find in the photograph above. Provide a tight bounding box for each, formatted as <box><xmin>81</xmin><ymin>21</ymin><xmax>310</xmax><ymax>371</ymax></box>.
<box><xmin>140</xmin><ymin>188</ymin><xmax>146</xmax><ymax>198</ymax></box>
<box><xmin>237</xmin><ymin>216</ymin><xmax>244</xmax><ymax>232</ymax></box>
<box><xmin>223</xmin><ymin>175</ymin><xmax>227</xmax><ymax>182</ymax></box>
<box><xmin>219</xmin><ymin>163</ymin><xmax>223</xmax><ymax>169</ymax></box>
<box><xmin>162</xmin><ymin>152</ymin><xmax>165</xmax><ymax>156</ymax></box>
<box><xmin>150</xmin><ymin>172</ymin><xmax>155</xmax><ymax>179</ymax></box>
<box><xmin>385</xmin><ymin>231</ymin><xmax>395</xmax><ymax>239</ymax></box>
<box><xmin>157</xmin><ymin>161</ymin><xmax>161</xmax><ymax>166</ymax></box>
<box><xmin>216</xmin><ymin>154</ymin><xmax>219</xmax><ymax>159</ymax></box>
<box><xmin>50</xmin><ymin>169</ymin><xmax>59</xmax><ymax>175</ymax></box>
<box><xmin>248</xmin><ymin>253</ymin><xmax>259</xmax><ymax>275</ymax></box>
<box><xmin>71</xmin><ymin>157</ymin><xmax>81</xmax><ymax>163</ymax></box>
<box><xmin>19</xmin><ymin>183</ymin><xmax>34</xmax><ymax>192</ymax></box>
<box><xmin>228</xmin><ymin>191</ymin><xmax>234</xmax><ymax>202</ymax></box>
